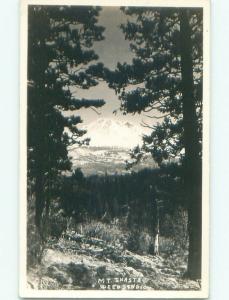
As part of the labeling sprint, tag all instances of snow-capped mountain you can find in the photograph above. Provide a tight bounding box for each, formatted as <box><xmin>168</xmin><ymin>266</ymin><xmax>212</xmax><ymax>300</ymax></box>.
<box><xmin>68</xmin><ymin>118</ymin><xmax>155</xmax><ymax>176</ymax></box>
<box><xmin>82</xmin><ymin>117</ymin><xmax>146</xmax><ymax>148</ymax></box>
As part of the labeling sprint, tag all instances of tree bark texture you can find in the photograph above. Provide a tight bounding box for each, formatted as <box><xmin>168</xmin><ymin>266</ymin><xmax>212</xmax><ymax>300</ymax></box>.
<box><xmin>180</xmin><ymin>9</ymin><xmax>202</xmax><ymax>279</ymax></box>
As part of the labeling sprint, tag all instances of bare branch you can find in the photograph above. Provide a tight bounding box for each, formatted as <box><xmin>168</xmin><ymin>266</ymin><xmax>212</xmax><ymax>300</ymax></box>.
<box><xmin>140</xmin><ymin>120</ymin><xmax>154</xmax><ymax>130</ymax></box>
<box><xmin>144</xmin><ymin>113</ymin><xmax>170</xmax><ymax>119</ymax></box>
<box><xmin>144</xmin><ymin>107</ymin><xmax>154</xmax><ymax>113</ymax></box>
<box><xmin>73</xmin><ymin>66</ymin><xmax>86</xmax><ymax>73</ymax></box>
<box><xmin>143</xmin><ymin>105</ymin><xmax>161</xmax><ymax>113</ymax></box>
<box><xmin>90</xmin><ymin>106</ymin><xmax>101</xmax><ymax>115</ymax></box>
<box><xmin>96</xmin><ymin>78</ymin><xmax>104</xmax><ymax>82</ymax></box>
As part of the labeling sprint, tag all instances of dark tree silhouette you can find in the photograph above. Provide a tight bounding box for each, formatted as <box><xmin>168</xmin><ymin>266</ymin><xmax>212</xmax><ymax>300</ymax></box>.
<box><xmin>27</xmin><ymin>5</ymin><xmax>105</xmax><ymax>232</ymax></box>
<box><xmin>104</xmin><ymin>7</ymin><xmax>203</xmax><ymax>279</ymax></box>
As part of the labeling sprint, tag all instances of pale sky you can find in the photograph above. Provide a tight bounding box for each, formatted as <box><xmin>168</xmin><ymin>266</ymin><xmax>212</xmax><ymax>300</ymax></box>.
<box><xmin>70</xmin><ymin>7</ymin><xmax>158</xmax><ymax>130</ymax></box>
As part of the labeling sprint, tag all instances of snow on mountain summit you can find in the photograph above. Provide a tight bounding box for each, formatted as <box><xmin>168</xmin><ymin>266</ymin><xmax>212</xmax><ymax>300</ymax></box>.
<box><xmin>83</xmin><ymin>117</ymin><xmax>145</xmax><ymax>148</ymax></box>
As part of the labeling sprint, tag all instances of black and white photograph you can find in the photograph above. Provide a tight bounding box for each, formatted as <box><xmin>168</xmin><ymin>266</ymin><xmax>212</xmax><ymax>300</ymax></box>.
<box><xmin>20</xmin><ymin>0</ymin><xmax>209</xmax><ymax>297</ymax></box>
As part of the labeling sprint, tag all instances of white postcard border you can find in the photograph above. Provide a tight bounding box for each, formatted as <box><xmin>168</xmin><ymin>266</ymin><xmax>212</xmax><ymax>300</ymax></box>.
<box><xmin>19</xmin><ymin>0</ymin><xmax>210</xmax><ymax>298</ymax></box>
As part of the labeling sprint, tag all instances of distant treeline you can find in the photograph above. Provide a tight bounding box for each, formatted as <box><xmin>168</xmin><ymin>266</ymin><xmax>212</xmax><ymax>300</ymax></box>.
<box><xmin>59</xmin><ymin>164</ymin><xmax>185</xmax><ymax>235</ymax></box>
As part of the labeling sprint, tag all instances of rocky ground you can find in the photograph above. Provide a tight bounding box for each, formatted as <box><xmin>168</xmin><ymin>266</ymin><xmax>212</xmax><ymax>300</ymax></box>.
<box><xmin>27</xmin><ymin>231</ymin><xmax>201</xmax><ymax>291</ymax></box>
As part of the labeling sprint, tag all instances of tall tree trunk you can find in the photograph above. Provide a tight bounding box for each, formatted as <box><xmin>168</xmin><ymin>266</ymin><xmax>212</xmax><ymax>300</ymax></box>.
<box><xmin>34</xmin><ymin>171</ymin><xmax>45</xmax><ymax>231</ymax></box>
<box><xmin>180</xmin><ymin>9</ymin><xmax>202</xmax><ymax>279</ymax></box>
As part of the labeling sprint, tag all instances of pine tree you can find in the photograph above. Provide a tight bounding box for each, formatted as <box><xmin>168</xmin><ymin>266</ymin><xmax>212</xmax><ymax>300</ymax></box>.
<box><xmin>105</xmin><ymin>7</ymin><xmax>203</xmax><ymax>279</ymax></box>
<box><xmin>27</xmin><ymin>5</ymin><xmax>105</xmax><ymax>232</ymax></box>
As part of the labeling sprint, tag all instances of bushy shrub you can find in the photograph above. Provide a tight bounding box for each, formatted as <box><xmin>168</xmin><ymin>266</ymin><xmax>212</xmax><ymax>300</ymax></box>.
<box><xmin>127</xmin><ymin>228</ymin><xmax>152</xmax><ymax>254</ymax></box>
<box><xmin>40</xmin><ymin>200</ymin><xmax>67</xmax><ymax>240</ymax></box>
<box><xmin>27</xmin><ymin>193</ymin><xmax>67</xmax><ymax>268</ymax></box>
<box><xmin>158</xmin><ymin>236</ymin><xmax>175</xmax><ymax>254</ymax></box>
<box><xmin>160</xmin><ymin>207</ymin><xmax>188</xmax><ymax>254</ymax></box>
<box><xmin>74</xmin><ymin>220</ymin><xmax>127</xmax><ymax>247</ymax></box>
